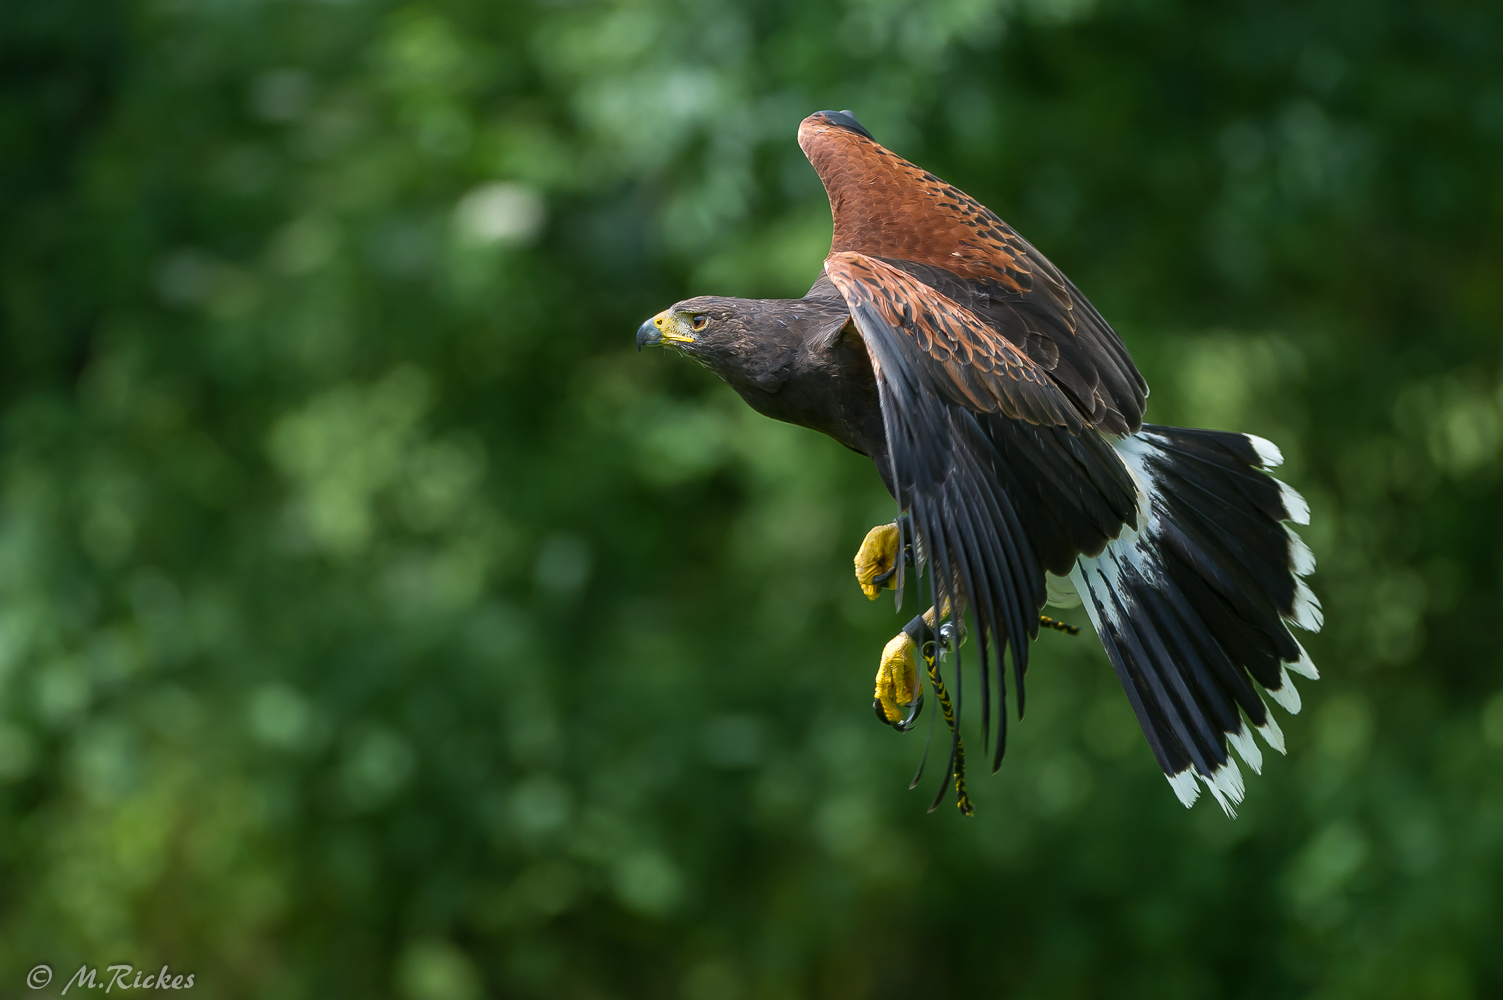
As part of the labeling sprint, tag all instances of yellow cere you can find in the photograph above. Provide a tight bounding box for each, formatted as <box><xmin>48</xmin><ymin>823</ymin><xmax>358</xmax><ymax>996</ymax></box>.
<box><xmin>655</xmin><ymin>310</ymin><xmax>696</xmax><ymax>344</ymax></box>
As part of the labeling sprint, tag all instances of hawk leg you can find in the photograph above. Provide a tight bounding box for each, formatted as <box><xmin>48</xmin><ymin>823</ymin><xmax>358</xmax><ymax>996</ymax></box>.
<box><xmin>873</xmin><ymin>600</ymin><xmax>954</xmax><ymax>730</ymax></box>
<box><xmin>872</xmin><ymin>604</ymin><xmax>973</xmax><ymax>815</ymax></box>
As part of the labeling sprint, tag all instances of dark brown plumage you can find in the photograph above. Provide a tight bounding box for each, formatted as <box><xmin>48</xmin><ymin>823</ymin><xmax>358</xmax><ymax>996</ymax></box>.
<box><xmin>640</xmin><ymin>292</ymin><xmax>886</xmax><ymax>464</ymax></box>
<box><xmin>637</xmin><ymin>110</ymin><xmax>1321</xmax><ymax>814</ymax></box>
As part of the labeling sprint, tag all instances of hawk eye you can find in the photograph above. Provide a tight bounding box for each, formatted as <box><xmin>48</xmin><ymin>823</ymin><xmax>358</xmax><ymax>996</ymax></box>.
<box><xmin>690</xmin><ymin>314</ymin><xmax>710</xmax><ymax>332</ymax></box>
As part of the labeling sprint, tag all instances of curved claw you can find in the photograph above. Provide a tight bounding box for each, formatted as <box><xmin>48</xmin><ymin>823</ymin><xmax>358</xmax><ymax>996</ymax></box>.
<box><xmin>874</xmin><ymin>691</ymin><xmax>924</xmax><ymax>731</ymax></box>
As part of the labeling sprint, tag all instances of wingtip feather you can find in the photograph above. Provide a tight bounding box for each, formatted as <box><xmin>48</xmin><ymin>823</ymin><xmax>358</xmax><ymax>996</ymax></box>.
<box><xmin>1203</xmin><ymin>759</ymin><xmax>1245</xmax><ymax>818</ymax></box>
<box><xmin>1287</xmin><ymin>528</ymin><xmax>1316</xmax><ymax>577</ymax></box>
<box><xmin>1291</xmin><ymin>579</ymin><xmax>1324</xmax><ymax>632</ymax></box>
<box><xmin>1245</xmin><ymin>434</ymin><xmax>1284</xmax><ymax>468</ymax></box>
<box><xmin>1228</xmin><ymin>720</ymin><xmax>1264</xmax><ymax>775</ymax></box>
<box><xmin>1287</xmin><ymin>641</ymin><xmax>1319</xmax><ymax>680</ymax></box>
<box><xmin>1167</xmin><ymin>769</ymin><xmax>1200</xmax><ymax>808</ymax></box>
<box><xmin>1265</xmin><ymin>666</ymin><xmax>1303</xmax><ymax>715</ymax></box>
<box><xmin>1256</xmin><ymin>709</ymin><xmax>1287</xmax><ymax>755</ymax></box>
<box><xmin>1279</xmin><ymin>480</ymin><xmax>1311</xmax><ymax>525</ymax></box>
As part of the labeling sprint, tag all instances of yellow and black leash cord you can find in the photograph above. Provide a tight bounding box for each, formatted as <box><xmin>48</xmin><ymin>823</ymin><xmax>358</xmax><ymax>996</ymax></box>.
<box><xmin>924</xmin><ymin>650</ymin><xmax>973</xmax><ymax>816</ymax></box>
<box><xmin>1039</xmin><ymin>614</ymin><xmax>1080</xmax><ymax>636</ymax></box>
<box><xmin>893</xmin><ymin>611</ymin><xmax>1081</xmax><ymax>816</ymax></box>
<box><xmin>902</xmin><ymin>612</ymin><xmax>973</xmax><ymax>816</ymax></box>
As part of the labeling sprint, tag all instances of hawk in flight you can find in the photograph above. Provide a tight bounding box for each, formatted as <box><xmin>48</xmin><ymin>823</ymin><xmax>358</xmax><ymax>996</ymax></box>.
<box><xmin>636</xmin><ymin>111</ymin><xmax>1320</xmax><ymax>815</ymax></box>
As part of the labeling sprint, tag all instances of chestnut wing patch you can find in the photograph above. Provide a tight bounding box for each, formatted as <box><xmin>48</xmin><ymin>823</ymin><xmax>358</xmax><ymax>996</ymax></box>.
<box><xmin>823</xmin><ymin>252</ymin><xmax>1086</xmax><ymax>429</ymax></box>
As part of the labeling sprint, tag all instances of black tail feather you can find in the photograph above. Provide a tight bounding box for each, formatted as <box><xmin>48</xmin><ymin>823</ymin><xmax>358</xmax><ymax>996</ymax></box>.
<box><xmin>1072</xmin><ymin>425</ymin><xmax>1319</xmax><ymax>813</ymax></box>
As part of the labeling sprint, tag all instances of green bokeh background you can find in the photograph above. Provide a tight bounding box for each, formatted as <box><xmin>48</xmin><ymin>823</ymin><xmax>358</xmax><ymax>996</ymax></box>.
<box><xmin>4</xmin><ymin>0</ymin><xmax>1502</xmax><ymax>996</ymax></box>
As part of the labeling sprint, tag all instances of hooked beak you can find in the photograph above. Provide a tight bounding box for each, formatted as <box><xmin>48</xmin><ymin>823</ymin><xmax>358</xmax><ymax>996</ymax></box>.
<box><xmin>635</xmin><ymin>317</ymin><xmax>661</xmax><ymax>351</ymax></box>
<box><xmin>635</xmin><ymin>310</ymin><xmax>694</xmax><ymax>351</ymax></box>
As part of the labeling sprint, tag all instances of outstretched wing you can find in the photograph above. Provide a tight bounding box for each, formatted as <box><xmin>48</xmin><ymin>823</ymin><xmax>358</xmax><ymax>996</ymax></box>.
<box><xmin>824</xmin><ymin>249</ymin><xmax>1141</xmax><ymax>767</ymax></box>
<box><xmin>799</xmin><ymin>110</ymin><xmax>1147</xmax><ymax>436</ymax></box>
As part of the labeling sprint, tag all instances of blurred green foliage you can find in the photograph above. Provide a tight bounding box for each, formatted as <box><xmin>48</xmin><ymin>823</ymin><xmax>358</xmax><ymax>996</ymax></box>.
<box><xmin>3</xmin><ymin>0</ymin><xmax>1503</xmax><ymax>997</ymax></box>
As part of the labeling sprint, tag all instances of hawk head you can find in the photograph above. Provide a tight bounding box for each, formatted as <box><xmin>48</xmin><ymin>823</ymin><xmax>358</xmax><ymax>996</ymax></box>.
<box><xmin>635</xmin><ymin>295</ymin><xmax>848</xmax><ymax>393</ymax></box>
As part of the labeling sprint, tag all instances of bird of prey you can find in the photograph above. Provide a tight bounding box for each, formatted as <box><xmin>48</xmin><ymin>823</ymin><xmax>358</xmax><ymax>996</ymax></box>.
<box><xmin>636</xmin><ymin>110</ymin><xmax>1320</xmax><ymax>815</ymax></box>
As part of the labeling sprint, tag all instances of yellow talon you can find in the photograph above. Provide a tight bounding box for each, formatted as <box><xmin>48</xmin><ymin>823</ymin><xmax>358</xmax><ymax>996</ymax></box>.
<box><xmin>874</xmin><ymin>631</ymin><xmax>921</xmax><ymax>724</ymax></box>
<box><xmin>854</xmin><ymin>521</ymin><xmax>902</xmax><ymax>600</ymax></box>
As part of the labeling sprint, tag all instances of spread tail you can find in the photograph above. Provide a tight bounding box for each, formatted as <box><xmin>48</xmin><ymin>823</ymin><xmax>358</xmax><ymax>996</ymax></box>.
<box><xmin>1068</xmin><ymin>424</ymin><xmax>1319</xmax><ymax>815</ymax></box>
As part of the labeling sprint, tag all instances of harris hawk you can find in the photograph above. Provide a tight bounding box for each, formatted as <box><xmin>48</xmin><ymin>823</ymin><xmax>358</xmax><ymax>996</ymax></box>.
<box><xmin>636</xmin><ymin>110</ymin><xmax>1320</xmax><ymax>815</ymax></box>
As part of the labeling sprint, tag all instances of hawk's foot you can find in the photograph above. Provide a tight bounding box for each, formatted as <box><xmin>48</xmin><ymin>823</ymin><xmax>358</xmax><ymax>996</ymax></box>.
<box><xmin>871</xmin><ymin>603</ymin><xmax>957</xmax><ymax>732</ymax></box>
<box><xmin>873</xmin><ymin>631</ymin><xmax>923</xmax><ymax>730</ymax></box>
<box><xmin>872</xmin><ymin>606</ymin><xmax>973</xmax><ymax>815</ymax></box>
<box><xmin>854</xmin><ymin>521</ymin><xmax>902</xmax><ymax>600</ymax></box>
